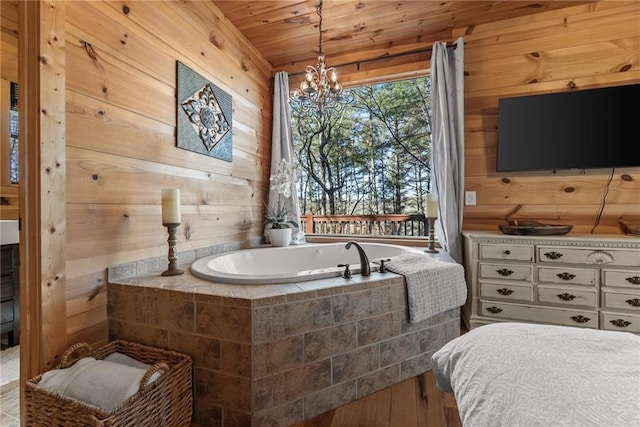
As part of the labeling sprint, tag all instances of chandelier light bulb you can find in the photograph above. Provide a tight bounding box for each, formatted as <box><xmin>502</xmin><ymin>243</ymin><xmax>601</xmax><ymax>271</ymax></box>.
<box><xmin>305</xmin><ymin>70</ymin><xmax>315</xmax><ymax>82</ymax></box>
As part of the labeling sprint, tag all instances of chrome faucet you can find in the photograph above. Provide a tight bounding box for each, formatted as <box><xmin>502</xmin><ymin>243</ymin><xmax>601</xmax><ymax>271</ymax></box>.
<box><xmin>345</xmin><ymin>241</ymin><xmax>371</xmax><ymax>276</ymax></box>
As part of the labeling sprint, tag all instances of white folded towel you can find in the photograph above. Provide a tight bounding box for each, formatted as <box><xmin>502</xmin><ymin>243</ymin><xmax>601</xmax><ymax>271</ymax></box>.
<box><xmin>385</xmin><ymin>253</ymin><xmax>467</xmax><ymax>323</ymax></box>
<box><xmin>104</xmin><ymin>352</ymin><xmax>162</xmax><ymax>384</ymax></box>
<box><xmin>38</xmin><ymin>356</ymin><xmax>156</xmax><ymax>412</ymax></box>
<box><xmin>105</xmin><ymin>352</ymin><xmax>155</xmax><ymax>371</ymax></box>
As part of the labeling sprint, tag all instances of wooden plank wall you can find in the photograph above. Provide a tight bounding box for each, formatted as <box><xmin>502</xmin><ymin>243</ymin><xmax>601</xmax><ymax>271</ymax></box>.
<box><xmin>32</xmin><ymin>0</ymin><xmax>68</xmax><ymax>372</ymax></box>
<box><xmin>64</xmin><ymin>1</ymin><xmax>272</xmax><ymax>347</ymax></box>
<box><xmin>457</xmin><ymin>1</ymin><xmax>640</xmax><ymax>234</ymax></box>
<box><xmin>0</xmin><ymin>0</ymin><xmax>19</xmax><ymax>220</ymax></box>
<box><xmin>0</xmin><ymin>0</ymin><xmax>18</xmax><ymax>83</ymax></box>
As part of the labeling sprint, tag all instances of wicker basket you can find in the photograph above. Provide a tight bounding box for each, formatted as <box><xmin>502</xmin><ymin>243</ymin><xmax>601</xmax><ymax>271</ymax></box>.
<box><xmin>25</xmin><ymin>340</ymin><xmax>193</xmax><ymax>427</ymax></box>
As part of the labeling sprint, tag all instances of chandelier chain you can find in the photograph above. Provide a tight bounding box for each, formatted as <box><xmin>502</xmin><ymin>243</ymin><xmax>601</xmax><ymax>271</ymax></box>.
<box><xmin>317</xmin><ymin>0</ymin><xmax>323</xmax><ymax>55</ymax></box>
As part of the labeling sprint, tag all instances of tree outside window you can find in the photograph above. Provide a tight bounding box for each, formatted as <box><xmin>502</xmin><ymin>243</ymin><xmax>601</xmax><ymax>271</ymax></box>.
<box><xmin>291</xmin><ymin>76</ymin><xmax>432</xmax><ymax>227</ymax></box>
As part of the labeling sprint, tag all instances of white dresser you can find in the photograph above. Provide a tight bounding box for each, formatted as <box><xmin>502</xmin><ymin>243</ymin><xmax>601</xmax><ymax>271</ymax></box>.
<box><xmin>462</xmin><ymin>231</ymin><xmax>640</xmax><ymax>333</ymax></box>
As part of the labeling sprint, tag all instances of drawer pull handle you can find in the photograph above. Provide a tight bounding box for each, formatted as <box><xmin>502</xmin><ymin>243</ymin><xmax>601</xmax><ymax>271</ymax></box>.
<box><xmin>626</xmin><ymin>276</ymin><xmax>640</xmax><ymax>285</ymax></box>
<box><xmin>496</xmin><ymin>268</ymin><xmax>514</xmax><ymax>276</ymax></box>
<box><xmin>544</xmin><ymin>251</ymin><xmax>563</xmax><ymax>260</ymax></box>
<box><xmin>504</xmin><ymin>250</ymin><xmax>511</xmax><ymax>255</ymax></box>
<box><xmin>556</xmin><ymin>293</ymin><xmax>576</xmax><ymax>301</ymax></box>
<box><xmin>556</xmin><ymin>272</ymin><xmax>576</xmax><ymax>281</ymax></box>
<box><xmin>610</xmin><ymin>319</ymin><xmax>631</xmax><ymax>328</ymax></box>
<box><xmin>496</xmin><ymin>288</ymin><xmax>514</xmax><ymax>296</ymax></box>
<box><xmin>486</xmin><ymin>306</ymin><xmax>503</xmax><ymax>314</ymax></box>
<box><xmin>570</xmin><ymin>315</ymin><xmax>591</xmax><ymax>324</ymax></box>
<box><xmin>625</xmin><ymin>298</ymin><xmax>640</xmax><ymax>307</ymax></box>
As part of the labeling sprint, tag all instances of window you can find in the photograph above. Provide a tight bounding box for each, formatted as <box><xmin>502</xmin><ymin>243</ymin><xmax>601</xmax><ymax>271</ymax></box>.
<box><xmin>290</xmin><ymin>76</ymin><xmax>433</xmax><ymax>237</ymax></box>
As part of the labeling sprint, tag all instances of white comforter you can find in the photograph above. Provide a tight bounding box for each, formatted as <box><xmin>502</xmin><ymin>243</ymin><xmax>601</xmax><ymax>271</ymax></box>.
<box><xmin>431</xmin><ymin>322</ymin><xmax>640</xmax><ymax>427</ymax></box>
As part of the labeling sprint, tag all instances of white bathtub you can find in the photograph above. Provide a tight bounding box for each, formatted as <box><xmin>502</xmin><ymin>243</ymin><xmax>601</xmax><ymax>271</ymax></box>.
<box><xmin>190</xmin><ymin>242</ymin><xmax>423</xmax><ymax>284</ymax></box>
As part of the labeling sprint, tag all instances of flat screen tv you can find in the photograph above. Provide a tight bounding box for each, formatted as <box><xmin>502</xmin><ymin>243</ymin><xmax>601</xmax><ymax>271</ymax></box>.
<box><xmin>496</xmin><ymin>83</ymin><xmax>640</xmax><ymax>172</ymax></box>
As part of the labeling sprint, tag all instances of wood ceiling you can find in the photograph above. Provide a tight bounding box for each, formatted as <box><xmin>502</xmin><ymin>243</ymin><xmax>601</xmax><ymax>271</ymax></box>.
<box><xmin>214</xmin><ymin>0</ymin><xmax>596</xmax><ymax>75</ymax></box>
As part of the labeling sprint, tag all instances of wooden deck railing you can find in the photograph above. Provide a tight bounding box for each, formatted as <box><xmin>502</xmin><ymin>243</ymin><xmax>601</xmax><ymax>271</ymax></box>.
<box><xmin>301</xmin><ymin>213</ymin><xmax>428</xmax><ymax>237</ymax></box>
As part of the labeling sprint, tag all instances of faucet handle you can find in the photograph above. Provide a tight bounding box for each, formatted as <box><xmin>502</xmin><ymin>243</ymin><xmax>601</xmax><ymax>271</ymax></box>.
<box><xmin>337</xmin><ymin>264</ymin><xmax>352</xmax><ymax>279</ymax></box>
<box><xmin>378</xmin><ymin>258</ymin><xmax>391</xmax><ymax>273</ymax></box>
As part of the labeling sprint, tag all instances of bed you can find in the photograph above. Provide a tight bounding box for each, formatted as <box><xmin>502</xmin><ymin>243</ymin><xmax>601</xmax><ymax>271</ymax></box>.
<box><xmin>431</xmin><ymin>322</ymin><xmax>640</xmax><ymax>427</ymax></box>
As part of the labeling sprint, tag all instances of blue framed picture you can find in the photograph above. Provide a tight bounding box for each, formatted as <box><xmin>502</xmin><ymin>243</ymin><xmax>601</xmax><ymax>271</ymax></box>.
<box><xmin>176</xmin><ymin>61</ymin><xmax>232</xmax><ymax>162</ymax></box>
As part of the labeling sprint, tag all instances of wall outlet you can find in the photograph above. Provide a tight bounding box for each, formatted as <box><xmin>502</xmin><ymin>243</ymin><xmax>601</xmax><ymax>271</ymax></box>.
<box><xmin>465</xmin><ymin>191</ymin><xmax>477</xmax><ymax>206</ymax></box>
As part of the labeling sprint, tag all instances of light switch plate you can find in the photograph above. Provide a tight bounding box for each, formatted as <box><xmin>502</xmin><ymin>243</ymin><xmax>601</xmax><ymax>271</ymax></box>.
<box><xmin>465</xmin><ymin>191</ymin><xmax>477</xmax><ymax>206</ymax></box>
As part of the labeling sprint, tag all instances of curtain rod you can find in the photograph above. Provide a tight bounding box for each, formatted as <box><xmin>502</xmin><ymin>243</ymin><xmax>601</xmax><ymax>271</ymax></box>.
<box><xmin>288</xmin><ymin>41</ymin><xmax>460</xmax><ymax>79</ymax></box>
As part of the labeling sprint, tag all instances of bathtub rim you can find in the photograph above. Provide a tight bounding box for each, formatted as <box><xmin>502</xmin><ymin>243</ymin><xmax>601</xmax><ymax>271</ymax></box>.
<box><xmin>190</xmin><ymin>241</ymin><xmax>423</xmax><ymax>285</ymax></box>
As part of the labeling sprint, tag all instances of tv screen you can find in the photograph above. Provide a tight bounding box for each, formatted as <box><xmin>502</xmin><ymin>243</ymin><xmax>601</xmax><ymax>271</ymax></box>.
<box><xmin>496</xmin><ymin>84</ymin><xmax>640</xmax><ymax>172</ymax></box>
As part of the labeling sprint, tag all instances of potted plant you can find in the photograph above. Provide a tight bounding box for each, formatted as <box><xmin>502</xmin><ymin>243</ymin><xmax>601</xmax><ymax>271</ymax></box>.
<box><xmin>265</xmin><ymin>158</ymin><xmax>301</xmax><ymax>246</ymax></box>
<box><xmin>264</xmin><ymin>204</ymin><xmax>297</xmax><ymax>247</ymax></box>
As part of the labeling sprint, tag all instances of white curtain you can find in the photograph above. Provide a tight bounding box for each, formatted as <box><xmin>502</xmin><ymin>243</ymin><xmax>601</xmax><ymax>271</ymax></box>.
<box><xmin>431</xmin><ymin>37</ymin><xmax>465</xmax><ymax>263</ymax></box>
<box><xmin>269</xmin><ymin>71</ymin><xmax>305</xmax><ymax>244</ymax></box>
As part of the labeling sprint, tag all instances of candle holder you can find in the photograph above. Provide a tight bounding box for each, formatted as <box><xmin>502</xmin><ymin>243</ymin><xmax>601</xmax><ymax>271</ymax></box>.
<box><xmin>425</xmin><ymin>217</ymin><xmax>439</xmax><ymax>253</ymax></box>
<box><xmin>162</xmin><ymin>222</ymin><xmax>184</xmax><ymax>276</ymax></box>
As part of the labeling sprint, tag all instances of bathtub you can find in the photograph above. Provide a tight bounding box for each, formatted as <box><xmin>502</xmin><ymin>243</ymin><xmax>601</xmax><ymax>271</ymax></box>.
<box><xmin>190</xmin><ymin>242</ymin><xmax>423</xmax><ymax>284</ymax></box>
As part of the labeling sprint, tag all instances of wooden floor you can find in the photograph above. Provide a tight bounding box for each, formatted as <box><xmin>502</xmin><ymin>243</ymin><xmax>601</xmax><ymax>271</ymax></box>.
<box><xmin>291</xmin><ymin>371</ymin><xmax>461</xmax><ymax>427</ymax></box>
<box><xmin>0</xmin><ymin>380</ymin><xmax>20</xmax><ymax>427</ymax></box>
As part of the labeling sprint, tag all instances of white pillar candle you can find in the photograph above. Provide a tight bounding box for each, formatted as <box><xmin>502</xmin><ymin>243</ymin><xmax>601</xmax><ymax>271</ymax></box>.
<box><xmin>426</xmin><ymin>193</ymin><xmax>439</xmax><ymax>218</ymax></box>
<box><xmin>161</xmin><ymin>189</ymin><xmax>181</xmax><ymax>224</ymax></box>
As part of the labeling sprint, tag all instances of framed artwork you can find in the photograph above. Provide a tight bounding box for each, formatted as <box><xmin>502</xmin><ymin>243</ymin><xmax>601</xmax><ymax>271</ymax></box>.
<box><xmin>176</xmin><ymin>61</ymin><xmax>232</xmax><ymax>162</ymax></box>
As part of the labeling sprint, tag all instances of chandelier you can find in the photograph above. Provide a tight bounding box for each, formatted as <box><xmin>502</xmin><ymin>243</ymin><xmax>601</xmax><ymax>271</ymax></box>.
<box><xmin>290</xmin><ymin>0</ymin><xmax>351</xmax><ymax>116</ymax></box>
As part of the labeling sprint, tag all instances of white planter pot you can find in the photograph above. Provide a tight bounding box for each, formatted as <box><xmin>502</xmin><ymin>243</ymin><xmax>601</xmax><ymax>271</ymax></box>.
<box><xmin>267</xmin><ymin>228</ymin><xmax>292</xmax><ymax>247</ymax></box>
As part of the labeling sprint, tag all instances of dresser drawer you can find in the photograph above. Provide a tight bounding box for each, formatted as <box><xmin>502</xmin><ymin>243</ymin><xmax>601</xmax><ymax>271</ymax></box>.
<box><xmin>479</xmin><ymin>263</ymin><xmax>532</xmax><ymax>281</ymax></box>
<box><xmin>480</xmin><ymin>282</ymin><xmax>533</xmax><ymax>301</ymax></box>
<box><xmin>1</xmin><ymin>277</ymin><xmax>14</xmax><ymax>299</ymax></box>
<box><xmin>538</xmin><ymin>266</ymin><xmax>596</xmax><ymax>286</ymax></box>
<box><xmin>0</xmin><ymin>246</ymin><xmax>16</xmax><ymax>275</ymax></box>
<box><xmin>480</xmin><ymin>301</ymin><xmax>598</xmax><ymax>328</ymax></box>
<box><xmin>602</xmin><ymin>269</ymin><xmax>640</xmax><ymax>289</ymax></box>
<box><xmin>479</xmin><ymin>244</ymin><xmax>533</xmax><ymax>262</ymax></box>
<box><xmin>538</xmin><ymin>246</ymin><xmax>640</xmax><ymax>267</ymax></box>
<box><xmin>1</xmin><ymin>300</ymin><xmax>14</xmax><ymax>324</ymax></box>
<box><xmin>601</xmin><ymin>290</ymin><xmax>640</xmax><ymax>312</ymax></box>
<box><xmin>537</xmin><ymin>285</ymin><xmax>597</xmax><ymax>307</ymax></box>
<box><xmin>601</xmin><ymin>312</ymin><xmax>640</xmax><ymax>333</ymax></box>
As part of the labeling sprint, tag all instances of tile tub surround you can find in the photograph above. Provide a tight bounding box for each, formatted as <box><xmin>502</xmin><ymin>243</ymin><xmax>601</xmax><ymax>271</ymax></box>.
<box><xmin>107</xmin><ymin>262</ymin><xmax>461</xmax><ymax>426</ymax></box>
